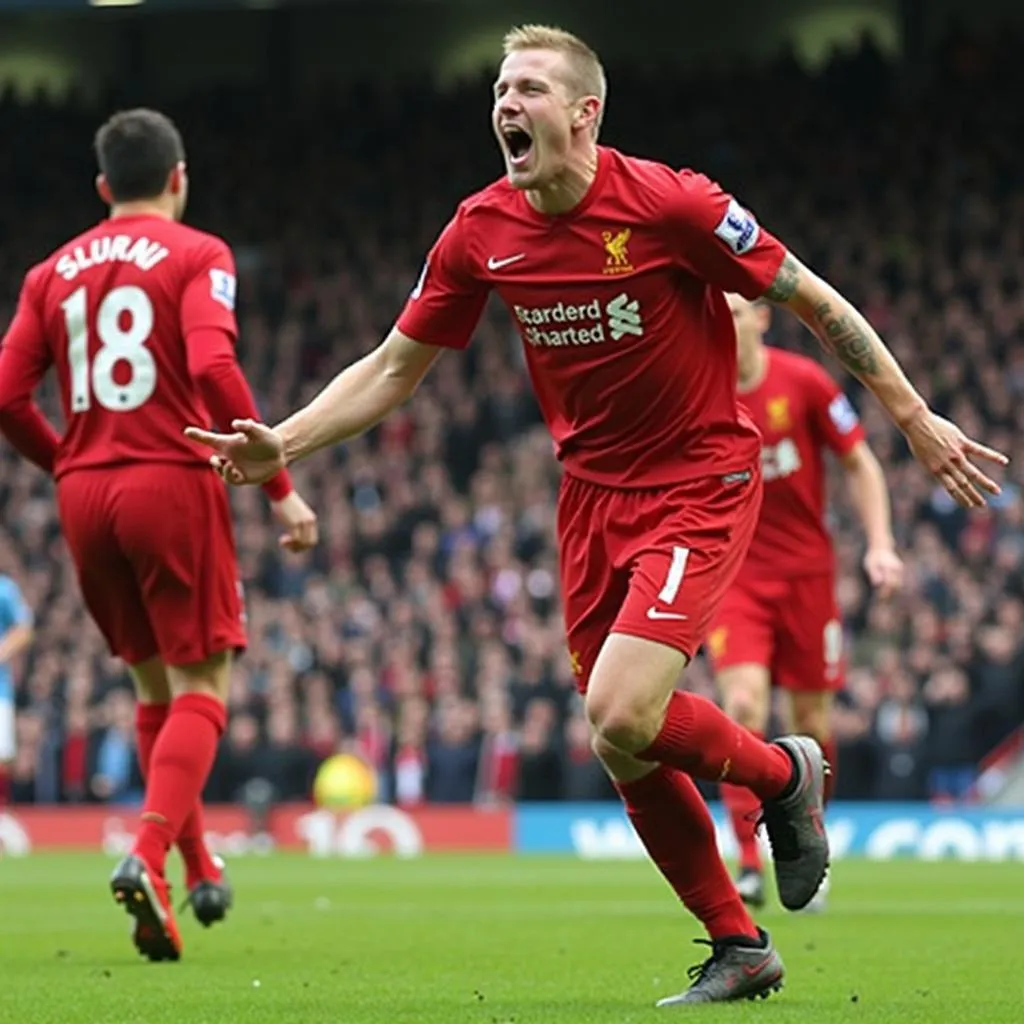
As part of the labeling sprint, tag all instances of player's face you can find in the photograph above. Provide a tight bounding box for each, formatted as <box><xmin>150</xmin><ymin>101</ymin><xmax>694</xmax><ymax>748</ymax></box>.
<box><xmin>492</xmin><ymin>49</ymin><xmax>581</xmax><ymax>189</ymax></box>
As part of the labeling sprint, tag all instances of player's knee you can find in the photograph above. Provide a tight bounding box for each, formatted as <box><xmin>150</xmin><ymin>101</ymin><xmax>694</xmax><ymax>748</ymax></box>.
<box><xmin>166</xmin><ymin>650</ymin><xmax>232</xmax><ymax>701</ymax></box>
<box><xmin>719</xmin><ymin>668</ymin><xmax>770</xmax><ymax>733</ymax></box>
<box><xmin>128</xmin><ymin>656</ymin><xmax>171</xmax><ymax>705</ymax></box>
<box><xmin>723</xmin><ymin>688</ymin><xmax>766</xmax><ymax>732</ymax></box>
<box><xmin>590</xmin><ymin>729</ymin><xmax>632</xmax><ymax>765</ymax></box>
<box><xmin>585</xmin><ymin>689</ymin><xmax>662</xmax><ymax>754</ymax></box>
<box><xmin>590</xmin><ymin>731</ymin><xmax>624</xmax><ymax>772</ymax></box>
<box><xmin>589</xmin><ymin>730</ymin><xmax>668</xmax><ymax>790</ymax></box>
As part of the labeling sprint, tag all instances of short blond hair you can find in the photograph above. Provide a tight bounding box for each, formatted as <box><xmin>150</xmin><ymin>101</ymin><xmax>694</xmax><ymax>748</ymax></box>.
<box><xmin>503</xmin><ymin>24</ymin><xmax>607</xmax><ymax>135</ymax></box>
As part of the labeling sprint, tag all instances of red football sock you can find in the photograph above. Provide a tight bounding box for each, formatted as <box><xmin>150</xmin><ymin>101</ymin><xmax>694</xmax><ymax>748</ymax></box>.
<box><xmin>136</xmin><ymin>703</ymin><xmax>220</xmax><ymax>889</ymax></box>
<box><xmin>133</xmin><ymin>694</ymin><xmax>226</xmax><ymax>878</ymax></box>
<box><xmin>176</xmin><ymin>814</ymin><xmax>219</xmax><ymax>891</ymax></box>
<box><xmin>638</xmin><ymin>692</ymin><xmax>793</xmax><ymax>799</ymax></box>
<box><xmin>720</xmin><ymin>728</ymin><xmax>766</xmax><ymax>873</ymax></box>
<box><xmin>617</xmin><ymin>766</ymin><xmax>759</xmax><ymax>941</ymax></box>
<box><xmin>0</xmin><ymin>764</ymin><xmax>9</xmax><ymax>811</ymax></box>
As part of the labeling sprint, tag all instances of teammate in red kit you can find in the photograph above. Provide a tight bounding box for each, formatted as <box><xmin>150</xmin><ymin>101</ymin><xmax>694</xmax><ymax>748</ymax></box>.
<box><xmin>709</xmin><ymin>294</ymin><xmax>904</xmax><ymax>912</ymax></box>
<box><xmin>0</xmin><ymin>109</ymin><xmax>318</xmax><ymax>961</ymax></box>
<box><xmin>188</xmin><ymin>26</ymin><xmax>1006</xmax><ymax>1004</ymax></box>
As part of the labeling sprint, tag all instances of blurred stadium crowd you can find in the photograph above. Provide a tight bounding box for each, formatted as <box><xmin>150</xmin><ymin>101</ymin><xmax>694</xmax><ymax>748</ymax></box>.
<box><xmin>1</xmin><ymin>28</ymin><xmax>1022</xmax><ymax>809</ymax></box>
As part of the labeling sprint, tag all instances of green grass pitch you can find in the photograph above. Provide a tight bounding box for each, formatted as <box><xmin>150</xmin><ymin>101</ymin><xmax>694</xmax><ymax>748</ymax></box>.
<box><xmin>1</xmin><ymin>854</ymin><xmax>1022</xmax><ymax>1023</ymax></box>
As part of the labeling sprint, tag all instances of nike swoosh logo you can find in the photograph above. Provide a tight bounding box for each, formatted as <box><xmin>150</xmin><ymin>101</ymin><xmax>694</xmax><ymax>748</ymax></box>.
<box><xmin>487</xmin><ymin>253</ymin><xmax>526</xmax><ymax>271</ymax></box>
<box><xmin>742</xmin><ymin>956</ymin><xmax>778</xmax><ymax>977</ymax></box>
<box><xmin>646</xmin><ymin>607</ymin><xmax>688</xmax><ymax>621</ymax></box>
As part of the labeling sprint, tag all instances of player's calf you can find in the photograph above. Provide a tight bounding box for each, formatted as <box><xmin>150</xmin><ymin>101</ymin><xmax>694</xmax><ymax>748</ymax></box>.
<box><xmin>130</xmin><ymin>660</ymin><xmax>229</xmax><ymax>894</ymax></box>
<box><xmin>721</xmin><ymin>778</ymin><xmax>765</xmax><ymax>876</ymax></box>
<box><xmin>717</xmin><ymin>665</ymin><xmax>774</xmax><ymax>881</ymax></box>
<box><xmin>133</xmin><ymin>656</ymin><xmax>229</xmax><ymax>882</ymax></box>
<box><xmin>178</xmin><ymin>804</ymin><xmax>225</xmax><ymax>892</ymax></box>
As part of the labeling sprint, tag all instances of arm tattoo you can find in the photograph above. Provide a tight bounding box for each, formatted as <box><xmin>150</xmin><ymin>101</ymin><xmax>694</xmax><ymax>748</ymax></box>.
<box><xmin>811</xmin><ymin>300</ymin><xmax>881</xmax><ymax>376</ymax></box>
<box><xmin>762</xmin><ymin>253</ymin><xmax>800</xmax><ymax>302</ymax></box>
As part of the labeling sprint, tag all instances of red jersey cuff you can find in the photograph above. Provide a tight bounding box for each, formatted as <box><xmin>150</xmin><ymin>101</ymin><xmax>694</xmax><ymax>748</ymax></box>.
<box><xmin>261</xmin><ymin>470</ymin><xmax>293</xmax><ymax>502</ymax></box>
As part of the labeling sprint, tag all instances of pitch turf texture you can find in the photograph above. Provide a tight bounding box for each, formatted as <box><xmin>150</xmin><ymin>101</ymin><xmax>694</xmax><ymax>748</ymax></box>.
<box><xmin>1</xmin><ymin>855</ymin><xmax>1022</xmax><ymax>1023</ymax></box>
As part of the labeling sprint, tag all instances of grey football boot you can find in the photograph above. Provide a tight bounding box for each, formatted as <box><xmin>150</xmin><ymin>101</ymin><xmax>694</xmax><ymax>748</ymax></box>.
<box><xmin>760</xmin><ymin>735</ymin><xmax>830</xmax><ymax>911</ymax></box>
<box><xmin>656</xmin><ymin>929</ymin><xmax>784</xmax><ymax>1006</ymax></box>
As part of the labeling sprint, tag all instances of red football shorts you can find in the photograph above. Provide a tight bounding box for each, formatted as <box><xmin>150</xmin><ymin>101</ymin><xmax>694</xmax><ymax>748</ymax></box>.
<box><xmin>705</xmin><ymin>573</ymin><xmax>844</xmax><ymax>692</ymax></box>
<box><xmin>56</xmin><ymin>464</ymin><xmax>246</xmax><ymax>666</ymax></box>
<box><xmin>558</xmin><ymin>467</ymin><xmax>761</xmax><ymax>695</ymax></box>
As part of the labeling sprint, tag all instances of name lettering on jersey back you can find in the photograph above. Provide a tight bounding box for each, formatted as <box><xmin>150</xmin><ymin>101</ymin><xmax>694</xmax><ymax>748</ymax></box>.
<box><xmin>513</xmin><ymin>293</ymin><xmax>644</xmax><ymax>348</ymax></box>
<box><xmin>55</xmin><ymin>235</ymin><xmax>171</xmax><ymax>282</ymax></box>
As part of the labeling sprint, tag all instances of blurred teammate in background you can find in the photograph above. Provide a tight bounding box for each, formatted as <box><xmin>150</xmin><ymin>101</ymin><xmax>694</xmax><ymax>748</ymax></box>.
<box><xmin>187</xmin><ymin>25</ymin><xmax>1006</xmax><ymax>1005</ymax></box>
<box><xmin>708</xmin><ymin>294</ymin><xmax>903</xmax><ymax>912</ymax></box>
<box><xmin>0</xmin><ymin>573</ymin><xmax>33</xmax><ymax>816</ymax></box>
<box><xmin>0</xmin><ymin>108</ymin><xmax>318</xmax><ymax>961</ymax></box>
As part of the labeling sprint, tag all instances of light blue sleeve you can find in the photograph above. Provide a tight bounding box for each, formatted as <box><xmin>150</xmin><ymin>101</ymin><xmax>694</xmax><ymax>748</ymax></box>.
<box><xmin>0</xmin><ymin>577</ymin><xmax>33</xmax><ymax>634</ymax></box>
<box><xmin>97</xmin><ymin>734</ymin><xmax>132</xmax><ymax>790</ymax></box>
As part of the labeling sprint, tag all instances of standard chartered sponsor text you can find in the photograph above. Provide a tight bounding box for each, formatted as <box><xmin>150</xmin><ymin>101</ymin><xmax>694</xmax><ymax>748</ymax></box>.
<box><xmin>513</xmin><ymin>294</ymin><xmax>644</xmax><ymax>348</ymax></box>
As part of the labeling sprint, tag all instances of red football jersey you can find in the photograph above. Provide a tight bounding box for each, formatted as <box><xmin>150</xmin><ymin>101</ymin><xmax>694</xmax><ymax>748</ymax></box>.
<box><xmin>397</xmin><ymin>146</ymin><xmax>786</xmax><ymax>488</ymax></box>
<box><xmin>1</xmin><ymin>214</ymin><xmax>239</xmax><ymax>479</ymax></box>
<box><xmin>737</xmin><ymin>347</ymin><xmax>865</xmax><ymax>577</ymax></box>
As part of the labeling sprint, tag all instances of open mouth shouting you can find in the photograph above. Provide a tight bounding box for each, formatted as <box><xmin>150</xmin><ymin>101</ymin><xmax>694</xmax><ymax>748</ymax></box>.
<box><xmin>501</xmin><ymin>124</ymin><xmax>534</xmax><ymax>170</ymax></box>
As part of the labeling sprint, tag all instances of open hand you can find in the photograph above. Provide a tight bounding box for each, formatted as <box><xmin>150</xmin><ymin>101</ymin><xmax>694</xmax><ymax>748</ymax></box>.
<box><xmin>901</xmin><ymin>409</ymin><xmax>1008</xmax><ymax>508</ymax></box>
<box><xmin>185</xmin><ymin>418</ymin><xmax>286</xmax><ymax>486</ymax></box>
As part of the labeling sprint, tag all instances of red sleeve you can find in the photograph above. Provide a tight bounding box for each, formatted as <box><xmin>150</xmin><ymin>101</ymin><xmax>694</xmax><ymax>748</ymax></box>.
<box><xmin>395</xmin><ymin>207</ymin><xmax>489</xmax><ymax>350</ymax></box>
<box><xmin>666</xmin><ymin>172</ymin><xmax>787</xmax><ymax>299</ymax></box>
<box><xmin>804</xmin><ymin>362</ymin><xmax>865</xmax><ymax>457</ymax></box>
<box><xmin>180</xmin><ymin>238</ymin><xmax>239</xmax><ymax>341</ymax></box>
<box><xmin>0</xmin><ymin>273</ymin><xmax>61</xmax><ymax>472</ymax></box>
<box><xmin>186</xmin><ymin>326</ymin><xmax>293</xmax><ymax>502</ymax></box>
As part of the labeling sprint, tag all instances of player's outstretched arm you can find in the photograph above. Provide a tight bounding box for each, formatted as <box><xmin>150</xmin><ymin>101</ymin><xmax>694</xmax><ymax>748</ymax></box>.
<box><xmin>186</xmin><ymin>328</ymin><xmax>442</xmax><ymax>484</ymax></box>
<box><xmin>277</xmin><ymin>329</ymin><xmax>442</xmax><ymax>462</ymax></box>
<box><xmin>763</xmin><ymin>253</ymin><xmax>1008</xmax><ymax>508</ymax></box>
<box><xmin>840</xmin><ymin>441</ymin><xmax>903</xmax><ymax>598</ymax></box>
